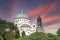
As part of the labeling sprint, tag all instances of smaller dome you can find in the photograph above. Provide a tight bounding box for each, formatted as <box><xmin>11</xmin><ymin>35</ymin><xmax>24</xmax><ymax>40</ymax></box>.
<box><xmin>21</xmin><ymin>24</ymin><xmax>30</xmax><ymax>27</ymax></box>
<box><xmin>16</xmin><ymin>13</ymin><xmax>29</xmax><ymax>18</ymax></box>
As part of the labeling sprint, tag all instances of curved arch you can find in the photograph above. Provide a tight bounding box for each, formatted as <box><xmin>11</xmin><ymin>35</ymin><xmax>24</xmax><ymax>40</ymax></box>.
<box><xmin>20</xmin><ymin>24</ymin><xmax>31</xmax><ymax>28</ymax></box>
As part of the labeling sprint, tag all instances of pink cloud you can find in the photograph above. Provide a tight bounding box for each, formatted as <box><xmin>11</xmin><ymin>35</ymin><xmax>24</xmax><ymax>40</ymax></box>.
<box><xmin>42</xmin><ymin>1</ymin><xmax>57</xmax><ymax>17</ymax></box>
<box><xmin>42</xmin><ymin>16</ymin><xmax>60</xmax><ymax>23</ymax></box>
<box><xmin>10</xmin><ymin>3</ymin><xmax>18</xmax><ymax>17</ymax></box>
<box><xmin>27</xmin><ymin>5</ymin><xmax>46</xmax><ymax>16</ymax></box>
<box><xmin>27</xmin><ymin>0</ymin><xmax>57</xmax><ymax>18</ymax></box>
<box><xmin>45</xmin><ymin>29</ymin><xmax>57</xmax><ymax>33</ymax></box>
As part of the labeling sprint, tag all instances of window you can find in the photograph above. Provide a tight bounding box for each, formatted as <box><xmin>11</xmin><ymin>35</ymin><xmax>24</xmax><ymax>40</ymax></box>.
<box><xmin>16</xmin><ymin>24</ymin><xmax>17</xmax><ymax>26</ymax></box>
<box><xmin>33</xmin><ymin>25</ymin><xmax>35</xmax><ymax>27</ymax></box>
<box><xmin>20</xmin><ymin>29</ymin><xmax>22</xmax><ymax>30</ymax></box>
<box><xmin>21</xmin><ymin>19</ymin><xmax>22</xmax><ymax>21</ymax></box>
<box><xmin>33</xmin><ymin>29</ymin><xmax>35</xmax><ymax>31</ymax></box>
<box><xmin>28</xmin><ymin>32</ymin><xmax>30</xmax><ymax>34</ymax></box>
<box><xmin>20</xmin><ymin>19</ymin><xmax>21</xmax><ymax>21</ymax></box>
<box><xmin>23</xmin><ymin>19</ymin><xmax>24</xmax><ymax>21</ymax></box>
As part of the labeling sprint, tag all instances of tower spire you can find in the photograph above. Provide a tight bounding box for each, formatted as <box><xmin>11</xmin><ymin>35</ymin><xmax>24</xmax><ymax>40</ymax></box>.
<box><xmin>21</xmin><ymin>9</ymin><xmax>23</xmax><ymax>13</ymax></box>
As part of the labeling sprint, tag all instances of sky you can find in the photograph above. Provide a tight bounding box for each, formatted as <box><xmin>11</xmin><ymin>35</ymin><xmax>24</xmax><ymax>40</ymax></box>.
<box><xmin>0</xmin><ymin>0</ymin><xmax>60</xmax><ymax>34</ymax></box>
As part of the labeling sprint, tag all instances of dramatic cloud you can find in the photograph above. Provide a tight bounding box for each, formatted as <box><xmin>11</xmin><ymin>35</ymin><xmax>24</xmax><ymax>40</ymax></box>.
<box><xmin>42</xmin><ymin>0</ymin><xmax>57</xmax><ymax>17</ymax></box>
<box><xmin>27</xmin><ymin>5</ymin><xmax>46</xmax><ymax>16</ymax></box>
<box><xmin>43</xmin><ymin>16</ymin><xmax>60</xmax><ymax>23</ymax></box>
<box><xmin>10</xmin><ymin>3</ymin><xmax>18</xmax><ymax>17</ymax></box>
<box><xmin>27</xmin><ymin>0</ymin><xmax>57</xmax><ymax>18</ymax></box>
<box><xmin>0</xmin><ymin>0</ymin><xmax>60</xmax><ymax>34</ymax></box>
<box><xmin>45</xmin><ymin>28</ymin><xmax>57</xmax><ymax>34</ymax></box>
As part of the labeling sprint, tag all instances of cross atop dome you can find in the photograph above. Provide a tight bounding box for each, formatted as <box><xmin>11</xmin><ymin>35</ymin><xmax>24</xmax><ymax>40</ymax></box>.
<box><xmin>21</xmin><ymin>9</ymin><xmax>23</xmax><ymax>13</ymax></box>
<box><xmin>16</xmin><ymin>9</ymin><xmax>29</xmax><ymax>18</ymax></box>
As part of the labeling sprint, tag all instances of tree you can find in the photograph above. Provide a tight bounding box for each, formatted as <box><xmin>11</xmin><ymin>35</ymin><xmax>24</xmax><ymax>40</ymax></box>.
<box><xmin>57</xmin><ymin>28</ymin><xmax>60</xmax><ymax>36</ymax></box>
<box><xmin>0</xmin><ymin>18</ymin><xmax>20</xmax><ymax>40</ymax></box>
<box><xmin>16</xmin><ymin>32</ymin><xmax>48</xmax><ymax>40</ymax></box>
<box><xmin>47</xmin><ymin>33</ymin><xmax>56</xmax><ymax>38</ymax></box>
<box><xmin>0</xmin><ymin>31</ymin><xmax>3</xmax><ymax>40</ymax></box>
<box><xmin>22</xmin><ymin>31</ymin><xmax>26</xmax><ymax>37</ymax></box>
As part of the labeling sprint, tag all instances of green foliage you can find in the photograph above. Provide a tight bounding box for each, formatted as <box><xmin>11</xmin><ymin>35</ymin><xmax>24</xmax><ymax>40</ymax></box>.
<box><xmin>0</xmin><ymin>19</ymin><xmax>20</xmax><ymax>40</ymax></box>
<box><xmin>16</xmin><ymin>32</ymin><xmax>48</xmax><ymax>40</ymax></box>
<box><xmin>57</xmin><ymin>28</ymin><xmax>60</xmax><ymax>36</ymax></box>
<box><xmin>29</xmin><ymin>32</ymin><xmax>48</xmax><ymax>40</ymax></box>
<box><xmin>47</xmin><ymin>33</ymin><xmax>59</xmax><ymax>40</ymax></box>
<box><xmin>16</xmin><ymin>32</ymin><xmax>60</xmax><ymax>40</ymax></box>
<box><xmin>47</xmin><ymin>33</ymin><xmax>56</xmax><ymax>38</ymax></box>
<box><xmin>0</xmin><ymin>19</ymin><xmax>60</xmax><ymax>40</ymax></box>
<box><xmin>0</xmin><ymin>31</ymin><xmax>3</xmax><ymax>40</ymax></box>
<box><xmin>5</xmin><ymin>31</ymin><xmax>16</xmax><ymax>40</ymax></box>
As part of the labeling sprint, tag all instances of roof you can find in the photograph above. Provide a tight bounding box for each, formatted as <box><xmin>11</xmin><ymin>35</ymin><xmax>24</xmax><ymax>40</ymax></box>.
<box><xmin>21</xmin><ymin>24</ymin><xmax>30</xmax><ymax>27</ymax></box>
<box><xmin>16</xmin><ymin>10</ymin><xmax>29</xmax><ymax>18</ymax></box>
<box><xmin>16</xmin><ymin>13</ymin><xmax>29</xmax><ymax>18</ymax></box>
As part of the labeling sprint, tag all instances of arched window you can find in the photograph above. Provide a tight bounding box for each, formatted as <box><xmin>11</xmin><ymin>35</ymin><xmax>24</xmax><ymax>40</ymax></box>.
<box><xmin>20</xmin><ymin>19</ymin><xmax>21</xmax><ymax>21</ymax></box>
<box><xmin>33</xmin><ymin>25</ymin><xmax>35</xmax><ymax>27</ymax></box>
<box><xmin>28</xmin><ymin>32</ymin><xmax>30</xmax><ymax>34</ymax></box>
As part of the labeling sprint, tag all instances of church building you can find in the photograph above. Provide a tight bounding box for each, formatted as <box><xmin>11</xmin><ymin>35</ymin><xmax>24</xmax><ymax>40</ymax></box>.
<box><xmin>14</xmin><ymin>10</ymin><xmax>36</xmax><ymax>36</ymax></box>
<box><xmin>13</xmin><ymin>10</ymin><xmax>44</xmax><ymax>36</ymax></box>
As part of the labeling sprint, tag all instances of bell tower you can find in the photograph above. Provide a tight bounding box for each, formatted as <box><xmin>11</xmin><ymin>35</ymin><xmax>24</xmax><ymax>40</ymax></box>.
<box><xmin>36</xmin><ymin>16</ymin><xmax>44</xmax><ymax>32</ymax></box>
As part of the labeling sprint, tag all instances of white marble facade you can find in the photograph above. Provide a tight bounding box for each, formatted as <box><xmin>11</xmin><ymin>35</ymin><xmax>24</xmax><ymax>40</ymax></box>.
<box><xmin>14</xmin><ymin>11</ymin><xmax>36</xmax><ymax>36</ymax></box>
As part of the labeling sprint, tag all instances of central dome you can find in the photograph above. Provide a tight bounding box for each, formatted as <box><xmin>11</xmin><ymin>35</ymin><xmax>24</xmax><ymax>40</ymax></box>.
<box><xmin>16</xmin><ymin>10</ymin><xmax>29</xmax><ymax>18</ymax></box>
<box><xmin>16</xmin><ymin>13</ymin><xmax>29</xmax><ymax>18</ymax></box>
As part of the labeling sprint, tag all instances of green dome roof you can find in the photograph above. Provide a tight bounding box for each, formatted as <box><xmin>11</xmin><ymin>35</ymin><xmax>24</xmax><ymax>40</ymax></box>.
<box><xmin>16</xmin><ymin>13</ymin><xmax>29</xmax><ymax>18</ymax></box>
<box><xmin>21</xmin><ymin>24</ymin><xmax>30</xmax><ymax>27</ymax></box>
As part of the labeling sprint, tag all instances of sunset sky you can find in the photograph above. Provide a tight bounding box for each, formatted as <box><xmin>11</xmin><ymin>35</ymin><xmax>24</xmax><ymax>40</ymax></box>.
<box><xmin>0</xmin><ymin>0</ymin><xmax>60</xmax><ymax>34</ymax></box>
